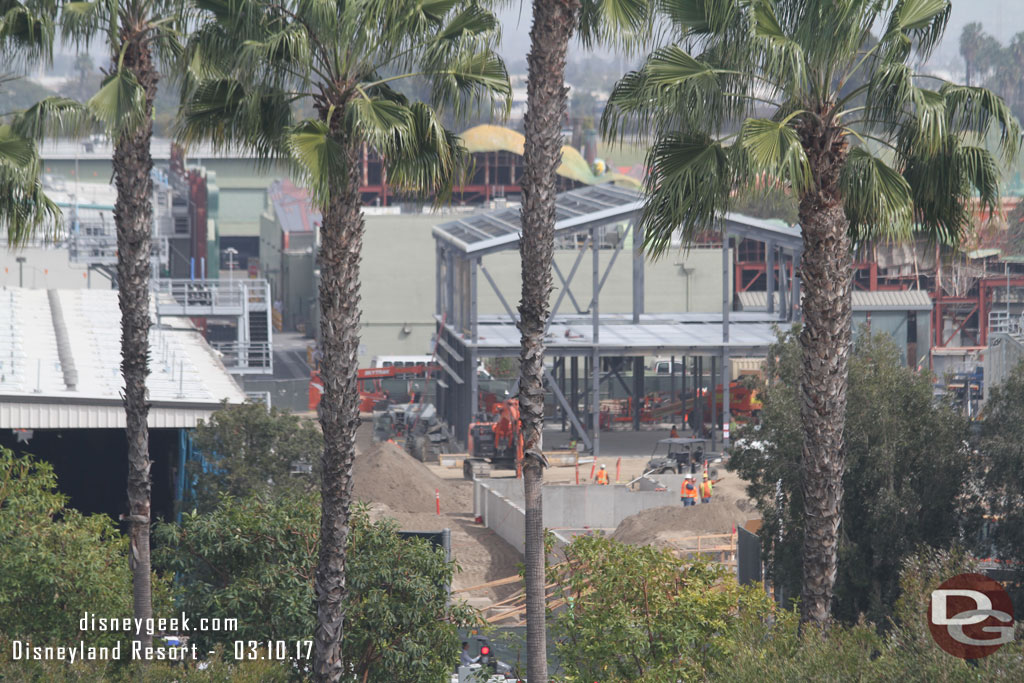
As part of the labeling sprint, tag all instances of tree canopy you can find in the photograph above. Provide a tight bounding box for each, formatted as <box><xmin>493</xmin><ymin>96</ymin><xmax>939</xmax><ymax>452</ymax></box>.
<box><xmin>155</xmin><ymin>497</ymin><xmax>475</xmax><ymax>681</ymax></box>
<box><xmin>0</xmin><ymin>449</ymin><xmax>172</xmax><ymax>649</ymax></box>
<box><xmin>187</xmin><ymin>400</ymin><xmax>322</xmax><ymax>512</ymax></box>
<box><xmin>729</xmin><ymin>328</ymin><xmax>969</xmax><ymax>623</ymax></box>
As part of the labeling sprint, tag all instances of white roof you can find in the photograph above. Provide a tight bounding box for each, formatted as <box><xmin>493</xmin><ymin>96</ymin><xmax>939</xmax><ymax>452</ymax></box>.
<box><xmin>0</xmin><ymin>288</ymin><xmax>246</xmax><ymax>429</ymax></box>
<box><xmin>38</xmin><ymin>138</ymin><xmax>253</xmax><ymax>161</ymax></box>
<box><xmin>737</xmin><ymin>289</ymin><xmax>933</xmax><ymax>312</ymax></box>
<box><xmin>455</xmin><ymin>313</ymin><xmax>778</xmax><ymax>356</ymax></box>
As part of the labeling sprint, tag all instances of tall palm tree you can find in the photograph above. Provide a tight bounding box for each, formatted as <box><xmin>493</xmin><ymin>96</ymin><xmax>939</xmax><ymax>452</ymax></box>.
<box><xmin>516</xmin><ymin>2</ymin><xmax>648</xmax><ymax>679</ymax></box>
<box><xmin>50</xmin><ymin>0</ymin><xmax>184</xmax><ymax>651</ymax></box>
<box><xmin>603</xmin><ymin>0</ymin><xmax>1019</xmax><ymax>627</ymax></box>
<box><xmin>176</xmin><ymin>2</ymin><xmax>507</xmax><ymax>679</ymax></box>
<box><xmin>0</xmin><ymin>4</ymin><xmax>64</xmax><ymax>245</ymax></box>
<box><xmin>959</xmin><ymin>22</ymin><xmax>985</xmax><ymax>87</ymax></box>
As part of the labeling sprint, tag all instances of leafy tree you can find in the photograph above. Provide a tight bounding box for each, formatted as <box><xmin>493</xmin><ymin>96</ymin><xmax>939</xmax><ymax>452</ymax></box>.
<box><xmin>155</xmin><ymin>498</ymin><xmax>474</xmax><ymax>682</ymax></box>
<box><xmin>517</xmin><ymin>1</ymin><xmax>651</xmax><ymax>678</ymax></box>
<box><xmin>548</xmin><ymin>534</ymin><xmax>777</xmax><ymax>681</ymax></box>
<box><xmin>723</xmin><ymin>548</ymin><xmax>1024</xmax><ymax>682</ymax></box>
<box><xmin>176</xmin><ymin>4</ymin><xmax>507</xmax><ymax>679</ymax></box>
<box><xmin>604</xmin><ymin>0</ymin><xmax>1020</xmax><ymax>627</ymax></box>
<box><xmin>0</xmin><ymin>449</ymin><xmax>171</xmax><ymax>649</ymax></box>
<box><xmin>187</xmin><ymin>401</ymin><xmax>322</xmax><ymax>513</ymax></box>
<box><xmin>975</xmin><ymin>362</ymin><xmax>1024</xmax><ymax>589</ymax></box>
<box><xmin>729</xmin><ymin>328</ymin><xmax>969</xmax><ymax>624</ymax></box>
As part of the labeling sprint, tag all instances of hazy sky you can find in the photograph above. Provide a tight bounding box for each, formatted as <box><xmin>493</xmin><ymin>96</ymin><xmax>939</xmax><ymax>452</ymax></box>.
<box><xmin>496</xmin><ymin>0</ymin><xmax>1024</xmax><ymax>70</ymax></box>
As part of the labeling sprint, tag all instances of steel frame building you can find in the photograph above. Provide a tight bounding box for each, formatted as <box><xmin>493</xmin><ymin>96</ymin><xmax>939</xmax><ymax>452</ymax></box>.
<box><xmin>432</xmin><ymin>184</ymin><xmax>802</xmax><ymax>455</ymax></box>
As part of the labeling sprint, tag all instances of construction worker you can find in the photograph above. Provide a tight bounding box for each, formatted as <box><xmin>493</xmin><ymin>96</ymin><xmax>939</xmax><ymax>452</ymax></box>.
<box><xmin>700</xmin><ymin>472</ymin><xmax>713</xmax><ymax>503</ymax></box>
<box><xmin>670</xmin><ymin>424</ymin><xmax>679</xmax><ymax>438</ymax></box>
<box><xmin>595</xmin><ymin>464</ymin><xmax>609</xmax><ymax>485</ymax></box>
<box><xmin>680</xmin><ymin>475</ymin><xmax>697</xmax><ymax>506</ymax></box>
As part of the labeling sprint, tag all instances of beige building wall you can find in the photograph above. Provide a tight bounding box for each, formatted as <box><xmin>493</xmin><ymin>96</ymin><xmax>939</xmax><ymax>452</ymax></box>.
<box><xmin>355</xmin><ymin>213</ymin><xmax>731</xmax><ymax>366</ymax></box>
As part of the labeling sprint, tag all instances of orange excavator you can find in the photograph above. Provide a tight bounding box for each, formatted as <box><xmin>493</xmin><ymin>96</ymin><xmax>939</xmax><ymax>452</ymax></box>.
<box><xmin>463</xmin><ymin>398</ymin><xmax>524</xmax><ymax>480</ymax></box>
<box><xmin>308</xmin><ymin>364</ymin><xmax>440</xmax><ymax>413</ymax></box>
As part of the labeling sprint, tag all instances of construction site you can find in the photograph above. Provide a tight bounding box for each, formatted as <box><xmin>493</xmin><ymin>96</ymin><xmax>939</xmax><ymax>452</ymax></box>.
<box><xmin>302</xmin><ymin>184</ymin><xmax>1024</xmax><ymax>632</ymax></box>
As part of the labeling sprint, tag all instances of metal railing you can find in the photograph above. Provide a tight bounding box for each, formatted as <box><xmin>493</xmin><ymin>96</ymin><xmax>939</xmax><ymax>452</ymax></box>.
<box><xmin>988</xmin><ymin>310</ymin><xmax>1024</xmax><ymax>337</ymax></box>
<box><xmin>152</xmin><ymin>278</ymin><xmax>270</xmax><ymax>311</ymax></box>
<box><xmin>211</xmin><ymin>341</ymin><xmax>273</xmax><ymax>374</ymax></box>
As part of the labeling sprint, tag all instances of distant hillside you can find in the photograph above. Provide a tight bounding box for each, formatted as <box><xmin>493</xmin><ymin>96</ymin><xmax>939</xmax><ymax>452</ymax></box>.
<box><xmin>0</xmin><ymin>77</ymin><xmax>56</xmax><ymax>115</ymax></box>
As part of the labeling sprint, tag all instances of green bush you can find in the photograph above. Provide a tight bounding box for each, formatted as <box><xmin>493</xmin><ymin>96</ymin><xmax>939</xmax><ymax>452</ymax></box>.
<box><xmin>549</xmin><ymin>534</ymin><xmax>778</xmax><ymax>681</ymax></box>
<box><xmin>155</xmin><ymin>497</ymin><xmax>476</xmax><ymax>682</ymax></box>
<box><xmin>0</xmin><ymin>449</ymin><xmax>172</xmax><ymax>650</ymax></box>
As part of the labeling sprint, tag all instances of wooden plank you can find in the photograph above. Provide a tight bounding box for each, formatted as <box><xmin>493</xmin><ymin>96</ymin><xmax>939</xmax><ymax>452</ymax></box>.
<box><xmin>452</xmin><ymin>574</ymin><xmax>523</xmax><ymax>594</ymax></box>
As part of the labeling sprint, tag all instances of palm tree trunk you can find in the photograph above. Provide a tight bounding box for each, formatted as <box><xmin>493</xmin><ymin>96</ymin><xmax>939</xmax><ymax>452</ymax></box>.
<box><xmin>313</xmin><ymin>136</ymin><xmax>363</xmax><ymax>683</ymax></box>
<box><xmin>114</xmin><ymin>41</ymin><xmax>157</xmax><ymax>652</ymax></box>
<box><xmin>519</xmin><ymin>1</ymin><xmax>579</xmax><ymax>680</ymax></box>
<box><xmin>796</xmin><ymin>128</ymin><xmax>852</xmax><ymax>627</ymax></box>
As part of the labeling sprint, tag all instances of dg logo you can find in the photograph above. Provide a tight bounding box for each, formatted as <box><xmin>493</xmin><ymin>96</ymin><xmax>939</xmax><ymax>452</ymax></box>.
<box><xmin>928</xmin><ymin>573</ymin><xmax>1015</xmax><ymax>659</ymax></box>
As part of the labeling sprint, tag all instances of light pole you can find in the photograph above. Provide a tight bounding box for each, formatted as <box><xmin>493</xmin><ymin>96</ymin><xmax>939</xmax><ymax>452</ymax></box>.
<box><xmin>224</xmin><ymin>247</ymin><xmax>238</xmax><ymax>280</ymax></box>
<box><xmin>15</xmin><ymin>256</ymin><xmax>25</xmax><ymax>288</ymax></box>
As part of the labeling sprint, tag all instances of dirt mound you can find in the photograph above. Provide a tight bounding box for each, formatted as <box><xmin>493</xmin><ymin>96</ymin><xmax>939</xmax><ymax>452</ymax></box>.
<box><xmin>352</xmin><ymin>440</ymin><xmax>469</xmax><ymax>513</ymax></box>
<box><xmin>612</xmin><ymin>501</ymin><xmax>753</xmax><ymax>547</ymax></box>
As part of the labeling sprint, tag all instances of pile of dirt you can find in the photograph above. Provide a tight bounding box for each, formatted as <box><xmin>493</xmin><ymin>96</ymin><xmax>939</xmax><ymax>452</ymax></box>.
<box><xmin>352</xmin><ymin>440</ymin><xmax>470</xmax><ymax>513</ymax></box>
<box><xmin>611</xmin><ymin>501</ymin><xmax>753</xmax><ymax>547</ymax></box>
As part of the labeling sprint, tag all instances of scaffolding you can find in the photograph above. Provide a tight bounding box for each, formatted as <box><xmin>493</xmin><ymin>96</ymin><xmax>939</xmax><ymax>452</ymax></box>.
<box><xmin>432</xmin><ymin>184</ymin><xmax>802</xmax><ymax>456</ymax></box>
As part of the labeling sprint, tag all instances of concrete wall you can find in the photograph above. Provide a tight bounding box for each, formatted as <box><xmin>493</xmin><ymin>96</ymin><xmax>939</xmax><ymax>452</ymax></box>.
<box><xmin>0</xmin><ymin>246</ymin><xmax>95</xmax><ymax>290</ymax></box>
<box><xmin>475</xmin><ymin>478</ymin><xmax>684</xmax><ymax>549</ymax></box>
<box><xmin>985</xmin><ymin>333</ymin><xmax>1024</xmax><ymax>403</ymax></box>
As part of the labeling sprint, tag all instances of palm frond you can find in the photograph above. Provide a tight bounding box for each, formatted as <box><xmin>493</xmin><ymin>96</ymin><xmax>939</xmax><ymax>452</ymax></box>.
<box><xmin>0</xmin><ymin>124</ymin><xmax>59</xmax><ymax>246</ymax></box>
<box><xmin>578</xmin><ymin>0</ymin><xmax>655</xmax><ymax>52</ymax></box>
<box><xmin>86</xmin><ymin>69</ymin><xmax>147</xmax><ymax>140</ymax></box>
<box><xmin>739</xmin><ymin>116</ymin><xmax>812</xmax><ymax>195</ymax></box>
<box><xmin>941</xmin><ymin>84</ymin><xmax>1022</xmax><ymax>166</ymax></box>
<box><xmin>345</xmin><ymin>97</ymin><xmax>413</xmax><ymax>155</ymax></box>
<box><xmin>386</xmin><ymin>102</ymin><xmax>466</xmax><ymax>204</ymax></box>
<box><xmin>0</xmin><ymin>3</ymin><xmax>56</xmax><ymax>64</ymax></box>
<box><xmin>840</xmin><ymin>146</ymin><xmax>914</xmax><ymax>242</ymax></box>
<box><xmin>13</xmin><ymin>97</ymin><xmax>95</xmax><ymax>140</ymax></box>
<box><xmin>286</xmin><ymin>118</ymin><xmax>348</xmax><ymax>207</ymax></box>
<box><xmin>639</xmin><ymin>133</ymin><xmax>739</xmax><ymax>256</ymax></box>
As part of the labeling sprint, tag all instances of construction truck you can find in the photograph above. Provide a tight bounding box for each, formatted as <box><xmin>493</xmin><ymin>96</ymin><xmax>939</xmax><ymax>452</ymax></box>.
<box><xmin>373</xmin><ymin>402</ymin><xmax>454</xmax><ymax>462</ymax></box>
<box><xmin>463</xmin><ymin>399</ymin><xmax>524</xmax><ymax>479</ymax></box>
<box><xmin>644</xmin><ymin>437</ymin><xmax>712</xmax><ymax>475</ymax></box>
<box><xmin>309</xmin><ymin>362</ymin><xmax>440</xmax><ymax>413</ymax></box>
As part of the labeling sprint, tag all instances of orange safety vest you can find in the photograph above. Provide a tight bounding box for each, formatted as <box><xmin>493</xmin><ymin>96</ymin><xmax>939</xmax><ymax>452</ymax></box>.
<box><xmin>596</xmin><ymin>469</ymin><xmax>609</xmax><ymax>485</ymax></box>
<box><xmin>700</xmin><ymin>480</ymin><xmax>713</xmax><ymax>499</ymax></box>
<box><xmin>681</xmin><ymin>480</ymin><xmax>697</xmax><ymax>499</ymax></box>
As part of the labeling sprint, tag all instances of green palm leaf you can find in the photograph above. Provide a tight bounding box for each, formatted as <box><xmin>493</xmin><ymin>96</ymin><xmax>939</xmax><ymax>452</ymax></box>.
<box><xmin>87</xmin><ymin>69</ymin><xmax>147</xmax><ymax>139</ymax></box>
<box><xmin>840</xmin><ymin>146</ymin><xmax>914</xmax><ymax>242</ymax></box>
<box><xmin>739</xmin><ymin>116</ymin><xmax>812</xmax><ymax>194</ymax></box>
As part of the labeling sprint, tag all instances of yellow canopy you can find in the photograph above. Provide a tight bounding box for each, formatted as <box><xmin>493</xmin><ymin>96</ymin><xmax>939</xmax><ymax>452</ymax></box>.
<box><xmin>460</xmin><ymin>124</ymin><xmax>640</xmax><ymax>189</ymax></box>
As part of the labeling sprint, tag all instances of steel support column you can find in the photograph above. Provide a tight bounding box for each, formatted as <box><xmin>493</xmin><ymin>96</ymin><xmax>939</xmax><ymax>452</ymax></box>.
<box><xmin>722</xmin><ymin>233</ymin><xmax>730</xmax><ymax>343</ymax></box>
<box><xmin>778</xmin><ymin>250</ymin><xmax>787</xmax><ymax>318</ymax></box>
<box><xmin>543</xmin><ymin>367</ymin><xmax>593</xmax><ymax>451</ymax></box>
<box><xmin>722</xmin><ymin>348</ymin><xmax>731</xmax><ymax>450</ymax></box>
<box><xmin>766</xmin><ymin>240</ymin><xmax>775</xmax><ymax>315</ymax></box>
<box><xmin>470</xmin><ymin>258</ymin><xmax>478</xmax><ymax>344</ymax></box>
<box><xmin>571</xmin><ymin>356</ymin><xmax>579</xmax><ymax>438</ymax></box>
<box><xmin>632</xmin><ymin>222</ymin><xmax>645</xmax><ymax>324</ymax></box>
<box><xmin>710</xmin><ymin>355</ymin><xmax>717</xmax><ymax>450</ymax></box>
<box><xmin>591</xmin><ymin>227</ymin><xmax>601</xmax><ymax>458</ymax></box>
<box><xmin>632</xmin><ymin>357</ymin><xmax>644</xmax><ymax>431</ymax></box>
